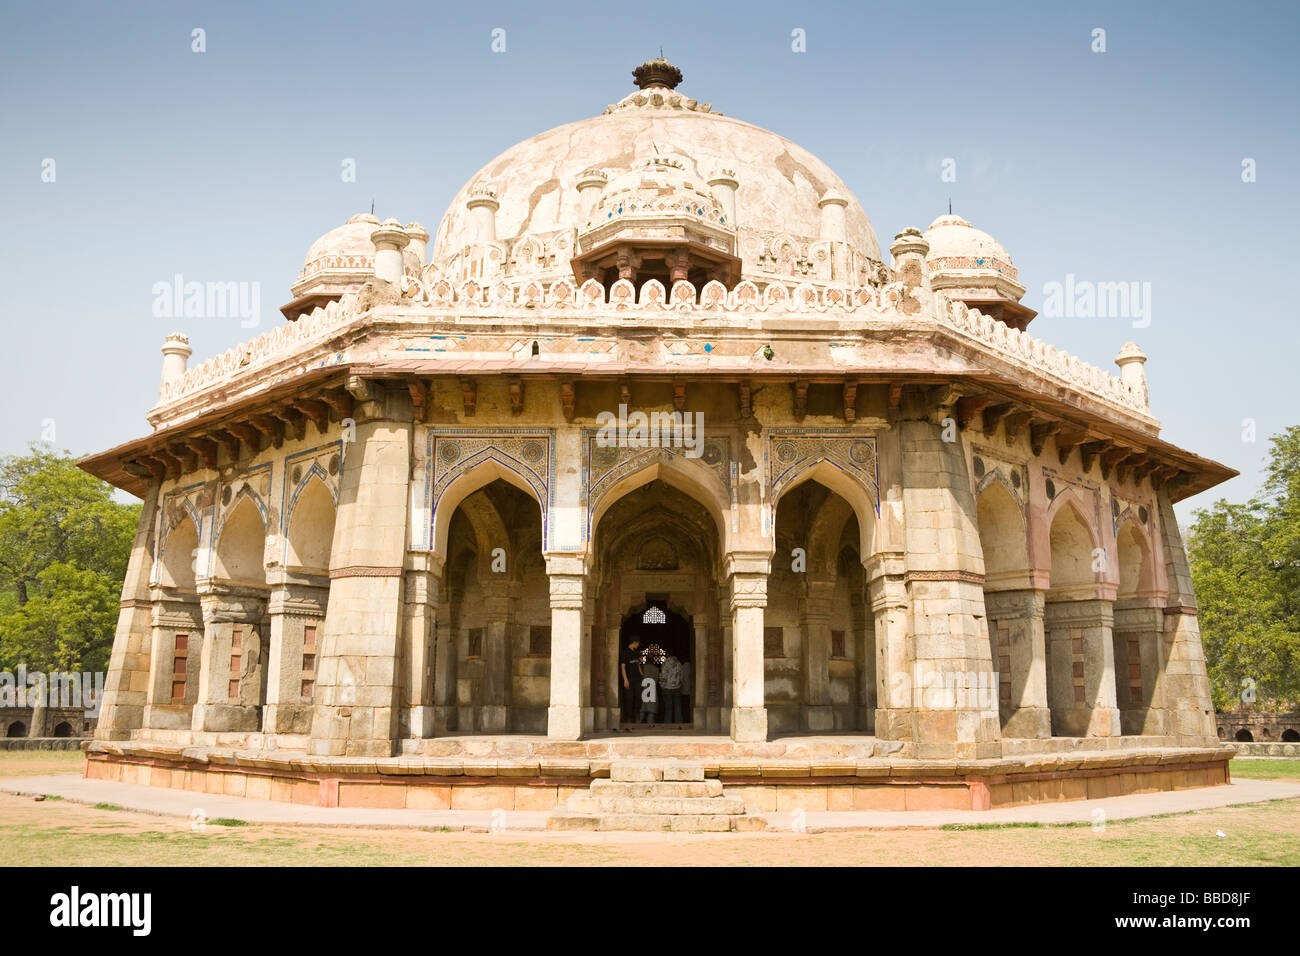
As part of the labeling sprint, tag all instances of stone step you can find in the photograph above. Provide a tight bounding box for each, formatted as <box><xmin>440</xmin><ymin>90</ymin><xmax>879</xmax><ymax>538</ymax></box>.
<box><xmin>608</xmin><ymin>760</ymin><xmax>705</xmax><ymax>782</ymax></box>
<box><xmin>547</xmin><ymin>812</ymin><xmax>740</xmax><ymax>832</ymax></box>
<box><xmin>589</xmin><ymin>779</ymin><xmax>723</xmax><ymax>798</ymax></box>
<box><xmin>565</xmin><ymin>794</ymin><xmax>745</xmax><ymax>815</ymax></box>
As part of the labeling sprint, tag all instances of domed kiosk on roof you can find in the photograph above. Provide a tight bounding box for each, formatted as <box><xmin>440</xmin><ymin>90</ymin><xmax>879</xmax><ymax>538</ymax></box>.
<box><xmin>922</xmin><ymin>213</ymin><xmax>1035</xmax><ymax>329</ymax></box>
<box><xmin>79</xmin><ymin>58</ymin><xmax>1237</xmax><ymax>826</ymax></box>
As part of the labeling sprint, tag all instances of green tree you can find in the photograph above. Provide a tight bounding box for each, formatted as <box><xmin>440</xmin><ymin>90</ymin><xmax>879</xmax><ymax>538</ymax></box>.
<box><xmin>1190</xmin><ymin>426</ymin><xmax>1300</xmax><ymax>711</ymax></box>
<box><xmin>0</xmin><ymin>445</ymin><xmax>140</xmax><ymax>672</ymax></box>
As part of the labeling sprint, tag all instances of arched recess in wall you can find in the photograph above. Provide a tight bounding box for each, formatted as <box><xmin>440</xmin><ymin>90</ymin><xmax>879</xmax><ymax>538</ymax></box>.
<box><xmin>213</xmin><ymin>495</ymin><xmax>268</xmax><ymax>587</ymax></box>
<box><xmin>1113</xmin><ymin>519</ymin><xmax>1160</xmax><ymax>736</ymax></box>
<box><xmin>1044</xmin><ymin>493</ymin><xmax>1105</xmax><ymax>738</ymax></box>
<box><xmin>976</xmin><ymin>478</ymin><xmax>1040</xmax><ymax>737</ymax></box>
<box><xmin>434</xmin><ymin>480</ymin><xmax>546</xmax><ymax>736</ymax></box>
<box><xmin>285</xmin><ymin>475</ymin><xmax>336</xmax><ymax>574</ymax></box>
<box><xmin>770</xmin><ymin>477</ymin><xmax>875</xmax><ymax>735</ymax></box>
<box><xmin>160</xmin><ymin>514</ymin><xmax>200</xmax><ymax>590</ymax></box>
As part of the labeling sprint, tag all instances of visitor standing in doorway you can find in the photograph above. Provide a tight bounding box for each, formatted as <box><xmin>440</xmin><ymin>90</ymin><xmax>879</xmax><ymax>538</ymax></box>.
<box><xmin>620</xmin><ymin>638</ymin><xmax>642</xmax><ymax>730</ymax></box>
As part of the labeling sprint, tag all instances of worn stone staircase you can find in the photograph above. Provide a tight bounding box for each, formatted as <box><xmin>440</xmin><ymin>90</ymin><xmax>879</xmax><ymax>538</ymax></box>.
<box><xmin>548</xmin><ymin>760</ymin><xmax>766</xmax><ymax>832</ymax></box>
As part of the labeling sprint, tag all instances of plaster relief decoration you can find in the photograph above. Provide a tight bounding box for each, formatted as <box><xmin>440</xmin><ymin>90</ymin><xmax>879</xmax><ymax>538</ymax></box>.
<box><xmin>971</xmin><ymin>444</ymin><xmax>1029</xmax><ymax>509</ymax></box>
<box><xmin>152</xmin><ymin>481</ymin><xmax>208</xmax><ymax>587</ymax></box>
<box><xmin>582</xmin><ymin>430</ymin><xmax>734</xmax><ymax>544</ymax></box>
<box><xmin>209</xmin><ymin>463</ymin><xmax>273</xmax><ymax>579</ymax></box>
<box><xmin>424</xmin><ymin>429</ymin><xmax>554</xmax><ymax>551</ymax></box>
<box><xmin>278</xmin><ymin>442</ymin><xmax>343</xmax><ymax>564</ymax></box>
<box><xmin>765</xmin><ymin>430</ymin><xmax>879</xmax><ymax>536</ymax></box>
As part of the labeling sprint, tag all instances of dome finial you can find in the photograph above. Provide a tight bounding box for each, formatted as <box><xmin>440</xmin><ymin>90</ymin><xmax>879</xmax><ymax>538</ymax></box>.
<box><xmin>633</xmin><ymin>55</ymin><xmax>682</xmax><ymax>90</ymax></box>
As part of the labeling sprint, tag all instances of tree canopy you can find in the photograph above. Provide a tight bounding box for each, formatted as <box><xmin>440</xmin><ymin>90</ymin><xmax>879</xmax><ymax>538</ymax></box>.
<box><xmin>1189</xmin><ymin>425</ymin><xmax>1300</xmax><ymax>711</ymax></box>
<box><xmin>0</xmin><ymin>445</ymin><xmax>139</xmax><ymax>673</ymax></box>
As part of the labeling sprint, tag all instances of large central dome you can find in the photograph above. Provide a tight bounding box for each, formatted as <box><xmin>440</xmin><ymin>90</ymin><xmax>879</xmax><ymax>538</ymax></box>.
<box><xmin>431</xmin><ymin>59</ymin><xmax>881</xmax><ymax>284</ymax></box>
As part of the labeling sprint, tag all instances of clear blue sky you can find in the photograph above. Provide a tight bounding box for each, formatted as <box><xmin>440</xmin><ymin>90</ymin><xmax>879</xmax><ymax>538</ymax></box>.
<box><xmin>2</xmin><ymin>0</ymin><xmax>1296</xmax><ymax>526</ymax></box>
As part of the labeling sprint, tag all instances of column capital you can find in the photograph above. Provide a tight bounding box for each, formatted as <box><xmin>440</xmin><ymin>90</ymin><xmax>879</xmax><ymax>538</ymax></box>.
<box><xmin>723</xmin><ymin>549</ymin><xmax>771</xmax><ymax>580</ymax></box>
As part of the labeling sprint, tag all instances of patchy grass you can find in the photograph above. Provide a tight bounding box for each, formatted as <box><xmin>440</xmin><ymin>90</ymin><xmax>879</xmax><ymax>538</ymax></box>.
<box><xmin>209</xmin><ymin>818</ymin><xmax>249</xmax><ymax>827</ymax></box>
<box><xmin>1230</xmin><ymin>758</ymin><xmax>1300</xmax><ymax>781</ymax></box>
<box><xmin>0</xmin><ymin>749</ymin><xmax>84</xmax><ymax>777</ymax></box>
<box><xmin>92</xmin><ymin>802</ymin><xmax>123</xmax><ymax>812</ymax></box>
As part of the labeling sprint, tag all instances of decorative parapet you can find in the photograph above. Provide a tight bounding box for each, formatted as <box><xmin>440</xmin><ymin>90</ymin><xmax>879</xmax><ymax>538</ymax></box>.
<box><xmin>155</xmin><ymin>277</ymin><xmax>1151</xmax><ymax>418</ymax></box>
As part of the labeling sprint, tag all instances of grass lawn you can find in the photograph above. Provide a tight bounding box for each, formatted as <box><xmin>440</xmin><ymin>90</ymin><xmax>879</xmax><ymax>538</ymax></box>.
<box><xmin>0</xmin><ymin>749</ymin><xmax>1298</xmax><ymax>865</ymax></box>
<box><xmin>1228</xmin><ymin>758</ymin><xmax>1300</xmax><ymax>781</ymax></box>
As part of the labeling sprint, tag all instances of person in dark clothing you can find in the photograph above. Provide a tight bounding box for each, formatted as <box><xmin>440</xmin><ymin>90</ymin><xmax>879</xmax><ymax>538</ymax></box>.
<box><xmin>619</xmin><ymin>638</ymin><xmax>642</xmax><ymax>731</ymax></box>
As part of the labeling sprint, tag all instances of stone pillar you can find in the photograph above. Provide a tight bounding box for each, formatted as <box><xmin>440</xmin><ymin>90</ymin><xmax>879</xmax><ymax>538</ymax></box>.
<box><xmin>96</xmin><ymin>483</ymin><xmax>161</xmax><ymax>741</ymax></box>
<box><xmin>160</xmin><ymin>332</ymin><xmax>192</xmax><ymax>386</ymax></box>
<box><xmin>818</xmin><ymin>191</ymin><xmax>848</xmax><ymax>242</ymax></box>
<box><xmin>692</xmin><ymin>618</ymin><xmax>709</xmax><ymax>728</ymax></box>
<box><xmin>480</xmin><ymin>585</ymin><xmax>511</xmax><ymax>732</ymax></box>
<box><xmin>850</xmin><ymin>584</ymin><xmax>875</xmax><ymax>731</ymax></box>
<box><xmin>800</xmin><ymin>577</ymin><xmax>835</xmax><ymax>731</ymax></box>
<box><xmin>309</xmin><ymin>387</ymin><xmax>411</xmax><ymax>757</ymax></box>
<box><xmin>576</xmin><ymin>169</ymin><xmax>608</xmax><ymax>219</ymax></box>
<box><xmin>263</xmin><ymin>574</ymin><xmax>328</xmax><ymax>735</ymax></box>
<box><xmin>546</xmin><ymin>553</ymin><xmax>591</xmax><ymax>740</ymax></box>
<box><xmin>192</xmin><ymin>586</ymin><xmax>268</xmax><ymax>733</ymax></box>
<box><xmin>1115</xmin><ymin>342</ymin><xmax>1149</xmax><ymax>408</ymax></box>
<box><xmin>143</xmin><ymin>596</ymin><xmax>203</xmax><ymax>730</ymax></box>
<box><xmin>890</xmin><ymin>229</ymin><xmax>930</xmax><ymax>289</ymax></box>
<box><xmin>1044</xmin><ymin>598</ymin><xmax>1120</xmax><ymax>737</ymax></box>
<box><xmin>400</xmin><ymin>554</ymin><xmax>442</xmax><ymax>739</ymax></box>
<box><xmin>370</xmin><ymin>220</ymin><xmax>410</xmax><ymax>285</ymax></box>
<box><xmin>467</xmin><ymin>187</ymin><xmax>500</xmax><ymax>244</ymax></box>
<box><xmin>707</xmin><ymin>169</ymin><xmax>739</xmax><ymax>224</ymax></box>
<box><xmin>1113</xmin><ymin>601</ymin><xmax>1167</xmax><ymax>735</ymax></box>
<box><xmin>431</xmin><ymin>595</ymin><xmax>457</xmax><ymax>733</ymax></box>
<box><xmin>897</xmin><ymin>396</ymin><xmax>1001</xmax><ymax>759</ymax></box>
<box><xmin>726</xmin><ymin>552</ymin><xmax>770</xmax><ymax>742</ymax></box>
<box><xmin>983</xmin><ymin>589</ymin><xmax>1051</xmax><ymax>738</ymax></box>
<box><xmin>1155</xmin><ymin>491</ymin><xmax>1218</xmax><ymax>745</ymax></box>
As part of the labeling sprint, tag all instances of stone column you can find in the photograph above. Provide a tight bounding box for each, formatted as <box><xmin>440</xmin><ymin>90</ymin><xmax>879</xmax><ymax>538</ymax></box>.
<box><xmin>143</xmin><ymin>595</ymin><xmax>203</xmax><ymax>730</ymax></box>
<box><xmin>867</xmin><ymin>554</ymin><xmax>911</xmax><ymax>739</ymax></box>
<box><xmin>192</xmin><ymin>586</ymin><xmax>268</xmax><ymax>733</ymax></box>
<box><xmin>546</xmin><ymin>553</ymin><xmax>591</xmax><ymax>740</ymax></box>
<box><xmin>480</xmin><ymin>585</ymin><xmax>511</xmax><ymax>732</ymax></box>
<box><xmin>1113</xmin><ymin>601</ymin><xmax>1167</xmax><ymax>735</ymax></box>
<box><xmin>726</xmin><ymin>552</ymin><xmax>770</xmax><ymax>742</ymax></box>
<box><xmin>692</xmin><ymin>618</ymin><xmax>709</xmax><ymax>729</ymax></box>
<box><xmin>850</xmin><ymin>584</ymin><xmax>875</xmax><ymax>731</ymax></box>
<box><xmin>309</xmin><ymin>385</ymin><xmax>412</xmax><ymax>757</ymax></box>
<box><xmin>263</xmin><ymin>573</ymin><xmax>328</xmax><ymax>735</ymax></box>
<box><xmin>1044</xmin><ymin>598</ymin><xmax>1120</xmax><ymax>737</ymax></box>
<box><xmin>400</xmin><ymin>553</ymin><xmax>442</xmax><ymax>739</ymax></box>
<box><xmin>982</xmin><ymin>589</ymin><xmax>1051</xmax><ymax>738</ymax></box>
<box><xmin>431</xmin><ymin>595</ymin><xmax>457</xmax><ymax>733</ymax></box>
<box><xmin>897</xmin><ymin>395</ymin><xmax>1001</xmax><ymax>759</ymax></box>
<box><xmin>96</xmin><ymin>483</ymin><xmax>161</xmax><ymax>740</ymax></box>
<box><xmin>800</xmin><ymin>577</ymin><xmax>835</xmax><ymax>731</ymax></box>
<box><xmin>1155</xmin><ymin>491</ymin><xmax>1217</xmax><ymax>745</ymax></box>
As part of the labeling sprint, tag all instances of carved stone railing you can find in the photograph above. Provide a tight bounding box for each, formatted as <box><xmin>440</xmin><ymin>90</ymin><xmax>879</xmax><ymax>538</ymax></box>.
<box><xmin>157</xmin><ymin>276</ymin><xmax>1149</xmax><ymax>415</ymax></box>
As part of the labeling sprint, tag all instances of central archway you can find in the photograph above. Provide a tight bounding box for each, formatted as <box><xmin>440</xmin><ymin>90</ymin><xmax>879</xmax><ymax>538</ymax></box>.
<box><xmin>618</xmin><ymin>601</ymin><xmax>694</xmax><ymax>728</ymax></box>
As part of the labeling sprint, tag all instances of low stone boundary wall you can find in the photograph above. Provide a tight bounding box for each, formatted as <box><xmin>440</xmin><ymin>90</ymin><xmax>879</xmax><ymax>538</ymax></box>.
<box><xmin>0</xmin><ymin>738</ymin><xmax>87</xmax><ymax>751</ymax></box>
<box><xmin>1233</xmin><ymin>742</ymin><xmax>1300</xmax><ymax>758</ymax></box>
<box><xmin>84</xmin><ymin>742</ymin><xmax>1232</xmax><ymax>813</ymax></box>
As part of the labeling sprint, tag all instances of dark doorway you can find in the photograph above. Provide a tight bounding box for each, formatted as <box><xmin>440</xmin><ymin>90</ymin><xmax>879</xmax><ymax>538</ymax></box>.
<box><xmin>618</xmin><ymin>598</ymin><xmax>692</xmax><ymax>730</ymax></box>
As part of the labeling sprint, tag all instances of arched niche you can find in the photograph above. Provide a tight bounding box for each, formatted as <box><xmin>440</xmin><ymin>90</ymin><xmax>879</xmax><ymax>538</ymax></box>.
<box><xmin>285</xmin><ymin>476</ymin><xmax>336</xmax><ymax>575</ymax></box>
<box><xmin>213</xmin><ymin>495</ymin><xmax>267</xmax><ymax>587</ymax></box>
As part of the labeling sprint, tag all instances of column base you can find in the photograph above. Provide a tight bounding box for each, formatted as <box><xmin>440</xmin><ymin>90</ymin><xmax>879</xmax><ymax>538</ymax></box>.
<box><xmin>547</xmin><ymin>705</ymin><xmax>594</xmax><ymax>741</ymax></box>
<box><xmin>1053</xmin><ymin>706</ymin><xmax>1121</xmax><ymax>737</ymax></box>
<box><xmin>730</xmin><ymin>706</ymin><xmax>768</xmax><ymax>742</ymax></box>
<box><xmin>262</xmin><ymin>703</ymin><xmax>313</xmax><ymax>735</ymax></box>
<box><xmin>1001</xmin><ymin>706</ymin><xmax>1052</xmax><ymax>739</ymax></box>
<box><xmin>191</xmin><ymin>703</ymin><xmax>261</xmax><ymax>733</ymax></box>
<box><xmin>801</xmin><ymin>704</ymin><xmax>835</xmax><ymax>732</ymax></box>
<box><xmin>479</xmin><ymin>705</ymin><xmax>509</xmax><ymax>733</ymax></box>
<box><xmin>403</xmin><ymin>705</ymin><xmax>437</xmax><ymax>738</ymax></box>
